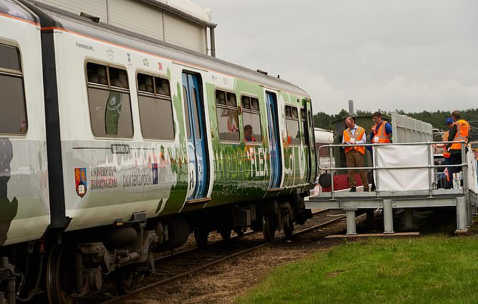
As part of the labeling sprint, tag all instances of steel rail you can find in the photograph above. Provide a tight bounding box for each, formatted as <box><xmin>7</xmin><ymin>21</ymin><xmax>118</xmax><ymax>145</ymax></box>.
<box><xmin>98</xmin><ymin>211</ymin><xmax>345</xmax><ymax>304</ymax></box>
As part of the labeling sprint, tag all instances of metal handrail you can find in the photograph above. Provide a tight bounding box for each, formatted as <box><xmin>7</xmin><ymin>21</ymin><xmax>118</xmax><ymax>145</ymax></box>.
<box><xmin>317</xmin><ymin>141</ymin><xmax>469</xmax><ymax>199</ymax></box>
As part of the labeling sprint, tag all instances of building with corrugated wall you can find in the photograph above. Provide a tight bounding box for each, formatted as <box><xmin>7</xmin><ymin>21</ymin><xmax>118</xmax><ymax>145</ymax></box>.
<box><xmin>27</xmin><ymin>0</ymin><xmax>216</xmax><ymax>55</ymax></box>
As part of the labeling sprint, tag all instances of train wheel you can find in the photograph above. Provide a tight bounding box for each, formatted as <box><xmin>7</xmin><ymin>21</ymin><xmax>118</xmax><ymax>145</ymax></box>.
<box><xmin>234</xmin><ymin>228</ymin><xmax>245</xmax><ymax>237</ymax></box>
<box><xmin>219</xmin><ymin>229</ymin><xmax>231</xmax><ymax>240</ymax></box>
<box><xmin>263</xmin><ymin>215</ymin><xmax>276</xmax><ymax>242</ymax></box>
<box><xmin>114</xmin><ymin>268</ymin><xmax>136</xmax><ymax>295</ymax></box>
<box><xmin>194</xmin><ymin>226</ymin><xmax>209</xmax><ymax>248</ymax></box>
<box><xmin>46</xmin><ymin>245</ymin><xmax>77</xmax><ymax>304</ymax></box>
<box><xmin>283</xmin><ymin>217</ymin><xmax>294</xmax><ymax>238</ymax></box>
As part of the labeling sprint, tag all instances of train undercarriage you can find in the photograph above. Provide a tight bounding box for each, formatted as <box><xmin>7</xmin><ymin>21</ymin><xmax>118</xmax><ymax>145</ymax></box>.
<box><xmin>0</xmin><ymin>194</ymin><xmax>311</xmax><ymax>304</ymax></box>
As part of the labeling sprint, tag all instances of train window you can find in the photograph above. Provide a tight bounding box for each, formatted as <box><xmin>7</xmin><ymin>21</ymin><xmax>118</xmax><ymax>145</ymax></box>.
<box><xmin>86</xmin><ymin>62</ymin><xmax>133</xmax><ymax>138</ymax></box>
<box><xmin>137</xmin><ymin>74</ymin><xmax>154</xmax><ymax>93</ymax></box>
<box><xmin>137</xmin><ymin>73</ymin><xmax>174</xmax><ymax>140</ymax></box>
<box><xmin>251</xmin><ymin>98</ymin><xmax>260</xmax><ymax>111</ymax></box>
<box><xmin>226</xmin><ymin>92</ymin><xmax>236</xmax><ymax>107</ymax></box>
<box><xmin>216</xmin><ymin>90</ymin><xmax>226</xmax><ymax>105</ymax></box>
<box><xmin>285</xmin><ymin>105</ymin><xmax>300</xmax><ymax>146</ymax></box>
<box><xmin>109</xmin><ymin>67</ymin><xmax>129</xmax><ymax>89</ymax></box>
<box><xmin>242</xmin><ymin>96</ymin><xmax>251</xmax><ymax>109</ymax></box>
<box><xmin>241</xmin><ymin>96</ymin><xmax>262</xmax><ymax>143</ymax></box>
<box><xmin>0</xmin><ymin>45</ymin><xmax>21</xmax><ymax>71</ymax></box>
<box><xmin>87</xmin><ymin>63</ymin><xmax>107</xmax><ymax>85</ymax></box>
<box><xmin>183</xmin><ymin>86</ymin><xmax>191</xmax><ymax>139</ymax></box>
<box><xmin>156</xmin><ymin>77</ymin><xmax>171</xmax><ymax>96</ymax></box>
<box><xmin>0</xmin><ymin>44</ymin><xmax>27</xmax><ymax>135</ymax></box>
<box><xmin>301</xmin><ymin>108</ymin><xmax>310</xmax><ymax>146</ymax></box>
<box><xmin>216</xmin><ymin>89</ymin><xmax>239</xmax><ymax>142</ymax></box>
<box><xmin>300</xmin><ymin>109</ymin><xmax>307</xmax><ymax>120</ymax></box>
<box><xmin>191</xmin><ymin>88</ymin><xmax>201</xmax><ymax>139</ymax></box>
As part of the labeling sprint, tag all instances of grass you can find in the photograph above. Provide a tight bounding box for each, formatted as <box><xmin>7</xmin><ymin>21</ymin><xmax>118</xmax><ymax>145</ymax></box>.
<box><xmin>236</xmin><ymin>236</ymin><xmax>478</xmax><ymax>304</ymax></box>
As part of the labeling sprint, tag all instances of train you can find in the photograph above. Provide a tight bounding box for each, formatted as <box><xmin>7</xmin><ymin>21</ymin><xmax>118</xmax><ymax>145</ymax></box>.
<box><xmin>0</xmin><ymin>0</ymin><xmax>317</xmax><ymax>303</ymax></box>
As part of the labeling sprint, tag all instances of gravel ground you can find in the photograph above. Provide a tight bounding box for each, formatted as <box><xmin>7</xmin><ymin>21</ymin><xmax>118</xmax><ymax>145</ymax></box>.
<box><xmin>124</xmin><ymin>211</ymin><xmax>349</xmax><ymax>304</ymax></box>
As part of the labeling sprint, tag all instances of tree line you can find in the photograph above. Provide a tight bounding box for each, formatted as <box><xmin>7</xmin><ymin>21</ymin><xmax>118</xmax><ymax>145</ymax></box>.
<box><xmin>313</xmin><ymin>109</ymin><xmax>478</xmax><ymax>141</ymax></box>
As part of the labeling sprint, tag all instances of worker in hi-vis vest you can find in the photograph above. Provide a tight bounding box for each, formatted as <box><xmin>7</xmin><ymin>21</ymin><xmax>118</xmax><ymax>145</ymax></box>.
<box><xmin>342</xmin><ymin>116</ymin><xmax>369</xmax><ymax>192</ymax></box>
<box><xmin>434</xmin><ymin>118</ymin><xmax>454</xmax><ymax>184</ymax></box>
<box><xmin>446</xmin><ymin>110</ymin><xmax>470</xmax><ymax>188</ymax></box>
<box><xmin>368</xmin><ymin>111</ymin><xmax>392</xmax><ymax>191</ymax></box>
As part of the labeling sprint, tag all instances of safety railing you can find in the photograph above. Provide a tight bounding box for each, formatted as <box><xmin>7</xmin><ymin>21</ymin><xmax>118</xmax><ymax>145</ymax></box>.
<box><xmin>317</xmin><ymin>141</ymin><xmax>468</xmax><ymax>200</ymax></box>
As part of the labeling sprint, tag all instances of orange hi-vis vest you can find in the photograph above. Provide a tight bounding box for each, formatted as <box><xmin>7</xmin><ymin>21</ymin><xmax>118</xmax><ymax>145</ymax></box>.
<box><xmin>343</xmin><ymin>126</ymin><xmax>366</xmax><ymax>155</ymax></box>
<box><xmin>442</xmin><ymin>131</ymin><xmax>450</xmax><ymax>158</ymax></box>
<box><xmin>371</xmin><ymin>120</ymin><xmax>391</xmax><ymax>143</ymax></box>
<box><xmin>450</xmin><ymin>119</ymin><xmax>470</xmax><ymax>150</ymax></box>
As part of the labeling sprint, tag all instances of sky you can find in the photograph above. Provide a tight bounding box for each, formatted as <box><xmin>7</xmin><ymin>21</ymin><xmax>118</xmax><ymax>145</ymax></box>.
<box><xmin>190</xmin><ymin>0</ymin><xmax>478</xmax><ymax>115</ymax></box>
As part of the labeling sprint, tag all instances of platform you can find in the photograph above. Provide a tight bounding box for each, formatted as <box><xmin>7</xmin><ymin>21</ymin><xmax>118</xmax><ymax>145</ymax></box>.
<box><xmin>306</xmin><ymin>188</ymin><xmax>475</xmax><ymax>235</ymax></box>
<box><xmin>309</xmin><ymin>142</ymin><xmax>478</xmax><ymax>236</ymax></box>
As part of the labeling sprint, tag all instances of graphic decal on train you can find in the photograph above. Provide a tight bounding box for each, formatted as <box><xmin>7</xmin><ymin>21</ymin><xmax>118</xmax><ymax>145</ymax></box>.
<box><xmin>0</xmin><ymin>139</ymin><xmax>18</xmax><ymax>246</ymax></box>
<box><xmin>90</xmin><ymin>166</ymin><xmax>117</xmax><ymax>190</ymax></box>
<box><xmin>74</xmin><ymin>168</ymin><xmax>87</xmax><ymax>198</ymax></box>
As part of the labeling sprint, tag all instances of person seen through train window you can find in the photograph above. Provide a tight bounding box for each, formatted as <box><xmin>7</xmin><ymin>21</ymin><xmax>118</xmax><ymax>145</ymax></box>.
<box><xmin>367</xmin><ymin>111</ymin><xmax>392</xmax><ymax>191</ymax></box>
<box><xmin>342</xmin><ymin>117</ymin><xmax>369</xmax><ymax>192</ymax></box>
<box><xmin>244</xmin><ymin>124</ymin><xmax>256</xmax><ymax>142</ymax></box>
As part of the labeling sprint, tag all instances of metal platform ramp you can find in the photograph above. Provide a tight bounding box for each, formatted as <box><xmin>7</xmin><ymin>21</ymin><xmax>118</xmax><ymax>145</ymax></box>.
<box><xmin>307</xmin><ymin>142</ymin><xmax>478</xmax><ymax>235</ymax></box>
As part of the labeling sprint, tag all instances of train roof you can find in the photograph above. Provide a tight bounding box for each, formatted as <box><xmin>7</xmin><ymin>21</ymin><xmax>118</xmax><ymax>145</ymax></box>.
<box><xmin>20</xmin><ymin>0</ymin><xmax>310</xmax><ymax>98</ymax></box>
<box><xmin>0</xmin><ymin>0</ymin><xmax>39</xmax><ymax>24</ymax></box>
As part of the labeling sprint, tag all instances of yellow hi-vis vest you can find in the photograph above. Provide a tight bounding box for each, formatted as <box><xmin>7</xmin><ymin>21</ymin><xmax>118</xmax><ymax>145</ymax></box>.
<box><xmin>450</xmin><ymin>119</ymin><xmax>470</xmax><ymax>150</ymax></box>
<box><xmin>343</xmin><ymin>126</ymin><xmax>366</xmax><ymax>154</ymax></box>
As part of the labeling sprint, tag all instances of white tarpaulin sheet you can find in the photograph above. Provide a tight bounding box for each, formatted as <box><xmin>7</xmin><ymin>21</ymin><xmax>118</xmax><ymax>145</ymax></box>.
<box><xmin>375</xmin><ymin>145</ymin><xmax>432</xmax><ymax>191</ymax></box>
<box><xmin>467</xmin><ymin>151</ymin><xmax>478</xmax><ymax>193</ymax></box>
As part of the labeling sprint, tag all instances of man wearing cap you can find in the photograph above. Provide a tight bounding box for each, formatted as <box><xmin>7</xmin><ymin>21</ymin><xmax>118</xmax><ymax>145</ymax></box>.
<box><xmin>434</xmin><ymin>118</ymin><xmax>453</xmax><ymax>187</ymax></box>
<box><xmin>446</xmin><ymin>110</ymin><xmax>470</xmax><ymax>188</ymax></box>
<box><xmin>441</xmin><ymin>118</ymin><xmax>454</xmax><ymax>162</ymax></box>
<box><xmin>342</xmin><ymin>117</ymin><xmax>369</xmax><ymax>192</ymax></box>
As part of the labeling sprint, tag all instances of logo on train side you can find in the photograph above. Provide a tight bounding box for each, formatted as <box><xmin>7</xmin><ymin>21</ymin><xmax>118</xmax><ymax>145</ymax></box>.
<box><xmin>110</xmin><ymin>144</ymin><xmax>130</xmax><ymax>154</ymax></box>
<box><xmin>90</xmin><ymin>166</ymin><xmax>118</xmax><ymax>190</ymax></box>
<box><xmin>74</xmin><ymin>168</ymin><xmax>87</xmax><ymax>198</ymax></box>
<box><xmin>76</xmin><ymin>42</ymin><xmax>94</xmax><ymax>51</ymax></box>
<box><xmin>107</xmin><ymin>47</ymin><xmax>114</xmax><ymax>59</ymax></box>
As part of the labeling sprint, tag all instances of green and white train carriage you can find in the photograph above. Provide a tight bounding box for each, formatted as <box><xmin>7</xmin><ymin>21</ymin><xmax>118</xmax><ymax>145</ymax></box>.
<box><xmin>0</xmin><ymin>0</ymin><xmax>317</xmax><ymax>302</ymax></box>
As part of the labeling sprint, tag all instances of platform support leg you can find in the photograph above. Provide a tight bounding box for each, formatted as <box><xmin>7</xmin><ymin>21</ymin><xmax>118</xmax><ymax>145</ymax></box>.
<box><xmin>466</xmin><ymin>194</ymin><xmax>473</xmax><ymax>225</ymax></box>
<box><xmin>456</xmin><ymin>196</ymin><xmax>468</xmax><ymax>233</ymax></box>
<box><xmin>345</xmin><ymin>210</ymin><xmax>357</xmax><ymax>235</ymax></box>
<box><xmin>403</xmin><ymin>209</ymin><xmax>413</xmax><ymax>230</ymax></box>
<box><xmin>383</xmin><ymin>199</ymin><xmax>394</xmax><ymax>234</ymax></box>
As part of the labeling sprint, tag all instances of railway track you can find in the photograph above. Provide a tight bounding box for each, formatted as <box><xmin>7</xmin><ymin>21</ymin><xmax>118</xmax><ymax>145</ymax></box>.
<box><xmin>86</xmin><ymin>209</ymin><xmax>347</xmax><ymax>304</ymax></box>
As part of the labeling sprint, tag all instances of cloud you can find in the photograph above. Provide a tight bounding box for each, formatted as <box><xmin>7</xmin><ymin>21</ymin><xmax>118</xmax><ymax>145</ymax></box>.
<box><xmin>192</xmin><ymin>0</ymin><xmax>478</xmax><ymax>114</ymax></box>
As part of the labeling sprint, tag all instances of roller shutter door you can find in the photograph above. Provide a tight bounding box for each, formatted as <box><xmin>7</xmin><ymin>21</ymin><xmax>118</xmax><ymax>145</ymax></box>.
<box><xmin>108</xmin><ymin>0</ymin><xmax>164</xmax><ymax>41</ymax></box>
<box><xmin>164</xmin><ymin>12</ymin><xmax>206</xmax><ymax>54</ymax></box>
<box><xmin>40</xmin><ymin>0</ymin><xmax>107</xmax><ymax>22</ymax></box>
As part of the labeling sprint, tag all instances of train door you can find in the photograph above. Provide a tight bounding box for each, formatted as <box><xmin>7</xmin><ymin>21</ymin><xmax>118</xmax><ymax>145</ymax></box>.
<box><xmin>265</xmin><ymin>91</ymin><xmax>282</xmax><ymax>189</ymax></box>
<box><xmin>182</xmin><ymin>72</ymin><xmax>208</xmax><ymax>201</ymax></box>
<box><xmin>303</xmin><ymin>99</ymin><xmax>317</xmax><ymax>184</ymax></box>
